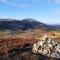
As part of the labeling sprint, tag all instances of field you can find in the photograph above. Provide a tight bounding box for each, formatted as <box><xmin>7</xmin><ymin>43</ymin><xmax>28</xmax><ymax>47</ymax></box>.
<box><xmin>0</xmin><ymin>29</ymin><xmax>60</xmax><ymax>60</ymax></box>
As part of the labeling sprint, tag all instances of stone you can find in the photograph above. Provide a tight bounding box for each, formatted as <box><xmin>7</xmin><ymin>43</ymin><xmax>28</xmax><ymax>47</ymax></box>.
<box><xmin>32</xmin><ymin>34</ymin><xmax>60</xmax><ymax>58</ymax></box>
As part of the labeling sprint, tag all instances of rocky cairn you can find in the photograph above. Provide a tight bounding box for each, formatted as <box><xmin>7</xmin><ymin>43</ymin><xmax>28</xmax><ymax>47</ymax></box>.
<box><xmin>32</xmin><ymin>34</ymin><xmax>60</xmax><ymax>58</ymax></box>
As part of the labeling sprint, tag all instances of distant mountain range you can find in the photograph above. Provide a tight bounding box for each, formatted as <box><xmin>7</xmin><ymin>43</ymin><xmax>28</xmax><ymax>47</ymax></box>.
<box><xmin>0</xmin><ymin>18</ymin><xmax>60</xmax><ymax>30</ymax></box>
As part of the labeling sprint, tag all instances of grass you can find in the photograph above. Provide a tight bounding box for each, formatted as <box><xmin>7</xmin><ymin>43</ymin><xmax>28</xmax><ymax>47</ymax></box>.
<box><xmin>53</xmin><ymin>31</ymin><xmax>60</xmax><ymax>36</ymax></box>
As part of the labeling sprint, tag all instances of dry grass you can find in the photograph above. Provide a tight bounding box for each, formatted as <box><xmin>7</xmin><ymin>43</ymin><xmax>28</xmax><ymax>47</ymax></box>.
<box><xmin>0</xmin><ymin>29</ymin><xmax>60</xmax><ymax>60</ymax></box>
<box><xmin>0</xmin><ymin>29</ymin><xmax>46</xmax><ymax>54</ymax></box>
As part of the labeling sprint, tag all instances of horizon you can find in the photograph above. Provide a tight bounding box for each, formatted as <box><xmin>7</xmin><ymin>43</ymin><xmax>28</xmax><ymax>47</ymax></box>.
<box><xmin>0</xmin><ymin>18</ymin><xmax>60</xmax><ymax>25</ymax></box>
<box><xmin>0</xmin><ymin>0</ymin><xmax>60</xmax><ymax>25</ymax></box>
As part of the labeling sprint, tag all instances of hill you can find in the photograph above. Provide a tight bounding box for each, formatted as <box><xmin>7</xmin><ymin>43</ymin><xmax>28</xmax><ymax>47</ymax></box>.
<box><xmin>0</xmin><ymin>18</ymin><xmax>60</xmax><ymax>30</ymax></box>
<box><xmin>0</xmin><ymin>18</ymin><xmax>48</xmax><ymax>30</ymax></box>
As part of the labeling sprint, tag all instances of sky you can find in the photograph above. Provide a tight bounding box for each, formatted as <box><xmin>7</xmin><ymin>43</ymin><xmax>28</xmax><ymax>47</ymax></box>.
<box><xmin>0</xmin><ymin>0</ymin><xmax>60</xmax><ymax>24</ymax></box>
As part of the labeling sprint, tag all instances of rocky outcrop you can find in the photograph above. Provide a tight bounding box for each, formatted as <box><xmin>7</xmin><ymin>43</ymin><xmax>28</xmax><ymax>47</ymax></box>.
<box><xmin>32</xmin><ymin>34</ymin><xmax>60</xmax><ymax>58</ymax></box>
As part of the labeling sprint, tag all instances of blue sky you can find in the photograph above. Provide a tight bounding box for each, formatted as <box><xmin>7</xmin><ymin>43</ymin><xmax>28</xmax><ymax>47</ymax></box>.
<box><xmin>0</xmin><ymin>0</ymin><xmax>60</xmax><ymax>24</ymax></box>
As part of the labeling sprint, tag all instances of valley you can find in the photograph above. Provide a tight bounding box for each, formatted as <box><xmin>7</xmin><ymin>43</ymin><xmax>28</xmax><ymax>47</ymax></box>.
<box><xmin>0</xmin><ymin>19</ymin><xmax>60</xmax><ymax>60</ymax></box>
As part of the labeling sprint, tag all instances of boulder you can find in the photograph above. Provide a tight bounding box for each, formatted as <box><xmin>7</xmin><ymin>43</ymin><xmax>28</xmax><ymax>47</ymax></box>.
<box><xmin>32</xmin><ymin>34</ymin><xmax>60</xmax><ymax>58</ymax></box>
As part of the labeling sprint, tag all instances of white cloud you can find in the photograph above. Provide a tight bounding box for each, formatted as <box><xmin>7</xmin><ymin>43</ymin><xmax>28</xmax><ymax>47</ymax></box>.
<box><xmin>53</xmin><ymin>10</ymin><xmax>60</xmax><ymax>15</ymax></box>
<box><xmin>0</xmin><ymin>0</ymin><xmax>8</xmax><ymax>4</ymax></box>
<box><xmin>0</xmin><ymin>0</ymin><xmax>29</xmax><ymax>8</ymax></box>
<box><xmin>18</xmin><ymin>3</ymin><xmax>29</xmax><ymax>8</ymax></box>
<box><xmin>48</xmin><ymin>0</ymin><xmax>60</xmax><ymax>4</ymax></box>
<box><xmin>0</xmin><ymin>0</ymin><xmax>39</xmax><ymax>8</ymax></box>
<box><xmin>32</xmin><ymin>0</ymin><xmax>39</xmax><ymax>2</ymax></box>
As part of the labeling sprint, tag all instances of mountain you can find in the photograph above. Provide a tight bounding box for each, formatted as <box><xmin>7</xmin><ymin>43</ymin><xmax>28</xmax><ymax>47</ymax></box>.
<box><xmin>49</xmin><ymin>25</ymin><xmax>60</xmax><ymax>29</ymax></box>
<box><xmin>0</xmin><ymin>18</ymin><xmax>47</xmax><ymax>30</ymax></box>
<box><xmin>47</xmin><ymin>25</ymin><xmax>60</xmax><ymax>31</ymax></box>
<box><xmin>0</xmin><ymin>18</ymin><xmax>60</xmax><ymax>30</ymax></box>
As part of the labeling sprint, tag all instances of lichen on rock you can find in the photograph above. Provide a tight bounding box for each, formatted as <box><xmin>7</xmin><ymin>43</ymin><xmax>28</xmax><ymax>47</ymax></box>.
<box><xmin>32</xmin><ymin>34</ymin><xmax>60</xmax><ymax>58</ymax></box>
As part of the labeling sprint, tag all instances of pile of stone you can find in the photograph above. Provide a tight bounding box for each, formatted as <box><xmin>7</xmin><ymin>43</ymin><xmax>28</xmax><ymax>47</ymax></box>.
<box><xmin>32</xmin><ymin>34</ymin><xmax>60</xmax><ymax>58</ymax></box>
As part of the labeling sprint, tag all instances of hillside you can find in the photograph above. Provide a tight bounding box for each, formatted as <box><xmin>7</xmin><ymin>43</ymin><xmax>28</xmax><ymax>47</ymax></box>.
<box><xmin>0</xmin><ymin>18</ymin><xmax>60</xmax><ymax>60</ymax></box>
<box><xmin>0</xmin><ymin>18</ymin><xmax>48</xmax><ymax>30</ymax></box>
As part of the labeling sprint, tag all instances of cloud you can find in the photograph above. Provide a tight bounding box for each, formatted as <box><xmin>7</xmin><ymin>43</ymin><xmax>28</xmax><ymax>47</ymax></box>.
<box><xmin>0</xmin><ymin>0</ymin><xmax>29</xmax><ymax>8</ymax></box>
<box><xmin>48</xmin><ymin>0</ymin><xmax>60</xmax><ymax>4</ymax></box>
<box><xmin>0</xmin><ymin>0</ymin><xmax>39</xmax><ymax>8</ymax></box>
<box><xmin>32</xmin><ymin>0</ymin><xmax>39</xmax><ymax>2</ymax></box>
<box><xmin>53</xmin><ymin>10</ymin><xmax>60</xmax><ymax>15</ymax></box>
<box><xmin>18</xmin><ymin>3</ymin><xmax>29</xmax><ymax>8</ymax></box>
